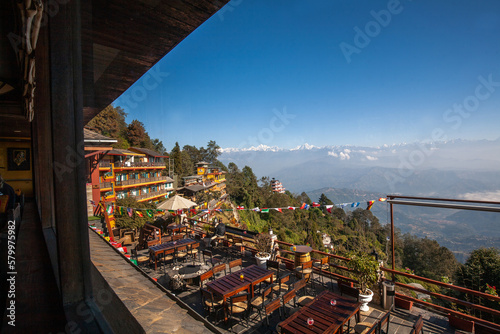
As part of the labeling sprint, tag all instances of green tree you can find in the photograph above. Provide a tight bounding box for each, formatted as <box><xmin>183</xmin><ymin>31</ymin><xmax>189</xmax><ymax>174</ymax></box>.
<box><xmin>87</xmin><ymin>104</ymin><xmax>129</xmax><ymax>148</ymax></box>
<box><xmin>152</xmin><ymin>138</ymin><xmax>167</xmax><ymax>155</ymax></box>
<box><xmin>402</xmin><ymin>234</ymin><xmax>459</xmax><ymax>281</ymax></box>
<box><xmin>454</xmin><ymin>248</ymin><xmax>500</xmax><ymax>320</ymax></box>
<box><xmin>456</xmin><ymin>248</ymin><xmax>500</xmax><ymax>295</ymax></box>
<box><xmin>318</xmin><ymin>193</ymin><xmax>333</xmax><ymax>206</ymax></box>
<box><xmin>183</xmin><ymin>145</ymin><xmax>202</xmax><ymax>164</ymax></box>
<box><xmin>170</xmin><ymin>142</ymin><xmax>182</xmax><ymax>176</ymax></box>
<box><xmin>179</xmin><ymin>151</ymin><xmax>194</xmax><ymax>177</ymax></box>
<box><xmin>127</xmin><ymin>119</ymin><xmax>152</xmax><ymax>148</ymax></box>
<box><xmin>203</xmin><ymin>140</ymin><xmax>221</xmax><ymax>164</ymax></box>
<box><xmin>114</xmin><ymin>197</ymin><xmax>155</xmax><ymax>230</ymax></box>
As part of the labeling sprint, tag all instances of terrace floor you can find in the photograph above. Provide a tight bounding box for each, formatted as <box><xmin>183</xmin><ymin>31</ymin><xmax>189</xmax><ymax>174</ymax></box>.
<box><xmin>128</xmin><ymin>237</ymin><xmax>468</xmax><ymax>334</ymax></box>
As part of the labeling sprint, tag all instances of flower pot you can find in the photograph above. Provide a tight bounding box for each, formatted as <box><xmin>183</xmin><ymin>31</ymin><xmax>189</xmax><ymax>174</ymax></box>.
<box><xmin>255</xmin><ymin>253</ymin><xmax>271</xmax><ymax>269</ymax></box>
<box><xmin>448</xmin><ymin>314</ymin><xmax>474</xmax><ymax>332</ymax></box>
<box><xmin>395</xmin><ymin>297</ymin><xmax>413</xmax><ymax>310</ymax></box>
<box><xmin>359</xmin><ymin>289</ymin><xmax>374</xmax><ymax>312</ymax></box>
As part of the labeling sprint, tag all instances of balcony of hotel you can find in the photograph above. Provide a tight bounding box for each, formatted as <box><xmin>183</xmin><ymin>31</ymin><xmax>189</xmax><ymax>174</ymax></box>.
<box><xmin>113</xmin><ymin>161</ymin><xmax>167</xmax><ymax>169</ymax></box>
<box><xmin>135</xmin><ymin>189</ymin><xmax>171</xmax><ymax>202</ymax></box>
<box><xmin>114</xmin><ymin>176</ymin><xmax>171</xmax><ymax>188</ymax></box>
<box><xmin>100</xmin><ymin>181</ymin><xmax>113</xmax><ymax>190</ymax></box>
<box><xmin>98</xmin><ymin>161</ymin><xmax>112</xmax><ymax>169</ymax></box>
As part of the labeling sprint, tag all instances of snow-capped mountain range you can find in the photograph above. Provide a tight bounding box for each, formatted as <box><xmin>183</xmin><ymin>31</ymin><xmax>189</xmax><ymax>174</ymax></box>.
<box><xmin>219</xmin><ymin>138</ymin><xmax>500</xmax><ymax>197</ymax></box>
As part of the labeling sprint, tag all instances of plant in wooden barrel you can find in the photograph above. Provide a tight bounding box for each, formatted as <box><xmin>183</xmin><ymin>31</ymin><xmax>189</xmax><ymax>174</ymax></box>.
<box><xmin>347</xmin><ymin>251</ymin><xmax>379</xmax><ymax>312</ymax></box>
<box><xmin>254</xmin><ymin>232</ymin><xmax>273</xmax><ymax>268</ymax></box>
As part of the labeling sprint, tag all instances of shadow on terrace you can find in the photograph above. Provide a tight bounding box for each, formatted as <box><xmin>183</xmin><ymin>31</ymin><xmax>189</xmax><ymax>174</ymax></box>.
<box><xmin>90</xmin><ymin>196</ymin><xmax>500</xmax><ymax>334</ymax></box>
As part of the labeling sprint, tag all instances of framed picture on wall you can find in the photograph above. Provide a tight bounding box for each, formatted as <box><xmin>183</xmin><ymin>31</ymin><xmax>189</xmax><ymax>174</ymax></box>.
<box><xmin>7</xmin><ymin>148</ymin><xmax>31</xmax><ymax>171</ymax></box>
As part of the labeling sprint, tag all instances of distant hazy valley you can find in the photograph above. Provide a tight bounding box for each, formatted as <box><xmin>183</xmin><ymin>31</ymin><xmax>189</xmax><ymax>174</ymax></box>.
<box><xmin>220</xmin><ymin>139</ymin><xmax>500</xmax><ymax>262</ymax></box>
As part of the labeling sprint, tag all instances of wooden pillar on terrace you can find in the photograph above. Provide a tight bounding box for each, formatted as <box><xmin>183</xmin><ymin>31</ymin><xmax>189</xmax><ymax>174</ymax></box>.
<box><xmin>47</xmin><ymin>0</ymin><xmax>95</xmax><ymax>325</ymax></box>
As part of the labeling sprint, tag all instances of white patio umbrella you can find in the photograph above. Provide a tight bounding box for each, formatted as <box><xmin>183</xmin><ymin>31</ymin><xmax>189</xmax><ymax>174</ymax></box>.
<box><xmin>156</xmin><ymin>195</ymin><xmax>198</xmax><ymax>211</ymax></box>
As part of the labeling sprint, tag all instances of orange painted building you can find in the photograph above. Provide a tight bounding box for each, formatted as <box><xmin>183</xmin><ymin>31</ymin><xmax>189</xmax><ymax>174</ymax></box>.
<box><xmin>85</xmin><ymin>130</ymin><xmax>173</xmax><ymax>210</ymax></box>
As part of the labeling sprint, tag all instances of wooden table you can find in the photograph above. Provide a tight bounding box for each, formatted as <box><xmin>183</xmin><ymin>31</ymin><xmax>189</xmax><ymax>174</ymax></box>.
<box><xmin>207</xmin><ymin>264</ymin><xmax>273</xmax><ymax>320</ymax></box>
<box><xmin>166</xmin><ymin>224</ymin><xmax>187</xmax><ymax>235</ymax></box>
<box><xmin>280</xmin><ymin>290</ymin><xmax>360</xmax><ymax>334</ymax></box>
<box><xmin>149</xmin><ymin>238</ymin><xmax>195</xmax><ymax>271</ymax></box>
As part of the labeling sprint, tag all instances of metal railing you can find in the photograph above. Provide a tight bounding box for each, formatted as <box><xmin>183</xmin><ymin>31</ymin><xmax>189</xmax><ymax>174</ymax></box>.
<box><xmin>100</xmin><ymin>182</ymin><xmax>112</xmax><ymax>189</ymax></box>
<box><xmin>384</xmin><ymin>195</ymin><xmax>500</xmax><ymax>331</ymax></box>
<box><xmin>99</xmin><ymin>162</ymin><xmax>111</xmax><ymax>168</ymax></box>
<box><xmin>114</xmin><ymin>161</ymin><xmax>166</xmax><ymax>168</ymax></box>
<box><xmin>114</xmin><ymin>176</ymin><xmax>168</xmax><ymax>186</ymax></box>
<box><xmin>134</xmin><ymin>189</ymin><xmax>169</xmax><ymax>200</ymax></box>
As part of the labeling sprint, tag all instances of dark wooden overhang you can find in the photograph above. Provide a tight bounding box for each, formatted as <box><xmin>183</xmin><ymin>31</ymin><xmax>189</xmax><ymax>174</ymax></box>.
<box><xmin>83</xmin><ymin>0</ymin><xmax>231</xmax><ymax>125</ymax></box>
<box><xmin>0</xmin><ymin>0</ymin><xmax>230</xmax><ymax>136</ymax></box>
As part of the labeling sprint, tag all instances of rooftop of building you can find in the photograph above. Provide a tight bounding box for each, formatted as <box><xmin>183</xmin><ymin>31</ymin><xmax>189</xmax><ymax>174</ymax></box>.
<box><xmin>129</xmin><ymin>147</ymin><xmax>169</xmax><ymax>158</ymax></box>
<box><xmin>83</xmin><ymin>128</ymin><xmax>118</xmax><ymax>144</ymax></box>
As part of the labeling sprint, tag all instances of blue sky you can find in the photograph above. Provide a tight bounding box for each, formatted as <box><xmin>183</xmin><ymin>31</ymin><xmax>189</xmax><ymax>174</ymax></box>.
<box><xmin>114</xmin><ymin>0</ymin><xmax>500</xmax><ymax>152</ymax></box>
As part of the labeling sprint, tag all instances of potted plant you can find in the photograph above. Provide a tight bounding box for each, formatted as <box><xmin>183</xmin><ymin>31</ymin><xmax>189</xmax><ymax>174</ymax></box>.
<box><xmin>254</xmin><ymin>232</ymin><xmax>273</xmax><ymax>268</ymax></box>
<box><xmin>347</xmin><ymin>251</ymin><xmax>379</xmax><ymax>312</ymax></box>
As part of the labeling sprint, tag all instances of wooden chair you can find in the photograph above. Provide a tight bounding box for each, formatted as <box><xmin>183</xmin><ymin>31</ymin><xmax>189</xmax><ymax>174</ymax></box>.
<box><xmin>228</xmin><ymin>258</ymin><xmax>242</xmax><ymax>273</ymax></box>
<box><xmin>339</xmin><ymin>280</ymin><xmax>360</xmax><ymax>300</ymax></box>
<box><xmin>250</xmin><ymin>285</ymin><xmax>274</xmax><ymax>323</ymax></box>
<box><xmin>354</xmin><ymin>310</ymin><xmax>391</xmax><ymax>334</ymax></box>
<box><xmin>162</xmin><ymin>249</ymin><xmax>175</xmax><ymax>270</ymax></box>
<box><xmin>293</xmin><ymin>278</ymin><xmax>314</xmax><ymax>307</ymax></box>
<box><xmin>202</xmin><ymin>249</ymin><xmax>222</xmax><ymax>267</ymax></box>
<box><xmin>264</xmin><ymin>296</ymin><xmax>282</xmax><ymax>327</ymax></box>
<box><xmin>137</xmin><ymin>223</ymin><xmax>161</xmax><ymax>250</ymax></box>
<box><xmin>228</xmin><ymin>292</ymin><xmax>251</xmax><ymax>332</ymax></box>
<box><xmin>284</xmin><ymin>261</ymin><xmax>296</xmax><ymax>272</ymax></box>
<box><xmin>230</xmin><ymin>236</ymin><xmax>245</xmax><ymax>258</ymax></box>
<box><xmin>295</xmin><ymin>260</ymin><xmax>314</xmax><ymax>292</ymax></box>
<box><xmin>265</xmin><ymin>259</ymin><xmax>281</xmax><ymax>284</ymax></box>
<box><xmin>313</xmin><ymin>257</ymin><xmax>331</xmax><ymax>288</ymax></box>
<box><xmin>410</xmin><ymin>315</ymin><xmax>424</xmax><ymax>334</ymax></box>
<box><xmin>174</xmin><ymin>245</ymin><xmax>188</xmax><ymax>265</ymax></box>
<box><xmin>201</xmin><ymin>288</ymin><xmax>224</xmax><ymax>322</ymax></box>
<box><xmin>187</xmin><ymin>242</ymin><xmax>200</xmax><ymax>263</ymax></box>
<box><xmin>272</xmin><ymin>272</ymin><xmax>292</xmax><ymax>296</ymax></box>
<box><xmin>199</xmin><ymin>270</ymin><xmax>213</xmax><ymax>289</ymax></box>
<box><xmin>172</xmin><ymin>234</ymin><xmax>184</xmax><ymax>241</ymax></box>
<box><xmin>130</xmin><ymin>248</ymin><xmax>150</xmax><ymax>267</ymax></box>
<box><xmin>212</xmin><ymin>263</ymin><xmax>227</xmax><ymax>278</ymax></box>
<box><xmin>281</xmin><ymin>288</ymin><xmax>296</xmax><ymax>317</ymax></box>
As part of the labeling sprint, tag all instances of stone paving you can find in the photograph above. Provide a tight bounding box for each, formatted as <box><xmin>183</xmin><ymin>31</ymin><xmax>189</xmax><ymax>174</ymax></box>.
<box><xmin>89</xmin><ymin>230</ymin><xmax>216</xmax><ymax>334</ymax></box>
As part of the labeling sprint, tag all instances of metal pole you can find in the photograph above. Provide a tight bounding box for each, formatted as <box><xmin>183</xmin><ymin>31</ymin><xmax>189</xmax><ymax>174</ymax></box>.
<box><xmin>390</xmin><ymin>202</ymin><xmax>395</xmax><ymax>281</ymax></box>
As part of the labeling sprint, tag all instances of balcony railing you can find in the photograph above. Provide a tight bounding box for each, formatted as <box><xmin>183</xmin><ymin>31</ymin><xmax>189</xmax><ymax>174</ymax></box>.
<box><xmin>134</xmin><ymin>189</ymin><xmax>169</xmax><ymax>201</ymax></box>
<box><xmin>99</xmin><ymin>162</ymin><xmax>111</xmax><ymax>168</ymax></box>
<box><xmin>100</xmin><ymin>182</ymin><xmax>112</xmax><ymax>189</ymax></box>
<box><xmin>115</xmin><ymin>176</ymin><xmax>168</xmax><ymax>187</ymax></box>
<box><xmin>114</xmin><ymin>161</ymin><xmax>166</xmax><ymax>168</ymax></box>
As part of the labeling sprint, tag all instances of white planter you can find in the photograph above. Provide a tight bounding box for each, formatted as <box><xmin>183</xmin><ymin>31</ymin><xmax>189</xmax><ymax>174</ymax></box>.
<box><xmin>359</xmin><ymin>289</ymin><xmax>374</xmax><ymax>312</ymax></box>
<box><xmin>255</xmin><ymin>253</ymin><xmax>271</xmax><ymax>269</ymax></box>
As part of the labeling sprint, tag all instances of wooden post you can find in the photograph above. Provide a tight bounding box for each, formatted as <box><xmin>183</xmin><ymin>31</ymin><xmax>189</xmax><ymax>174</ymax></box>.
<box><xmin>48</xmin><ymin>0</ymin><xmax>92</xmax><ymax>311</ymax></box>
